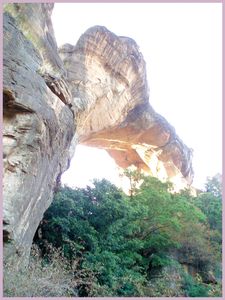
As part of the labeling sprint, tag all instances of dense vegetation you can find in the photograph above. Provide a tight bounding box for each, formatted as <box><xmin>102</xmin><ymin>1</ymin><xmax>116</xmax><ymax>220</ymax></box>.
<box><xmin>4</xmin><ymin>172</ymin><xmax>222</xmax><ymax>297</ymax></box>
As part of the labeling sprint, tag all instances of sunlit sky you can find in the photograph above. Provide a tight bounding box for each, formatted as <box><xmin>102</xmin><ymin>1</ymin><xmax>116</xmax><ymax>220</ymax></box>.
<box><xmin>51</xmin><ymin>3</ymin><xmax>222</xmax><ymax>190</ymax></box>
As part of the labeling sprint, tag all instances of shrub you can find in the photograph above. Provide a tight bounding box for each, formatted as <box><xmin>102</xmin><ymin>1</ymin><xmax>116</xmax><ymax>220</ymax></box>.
<box><xmin>144</xmin><ymin>263</ymin><xmax>184</xmax><ymax>297</ymax></box>
<box><xmin>182</xmin><ymin>272</ymin><xmax>210</xmax><ymax>297</ymax></box>
<box><xmin>3</xmin><ymin>246</ymin><xmax>96</xmax><ymax>297</ymax></box>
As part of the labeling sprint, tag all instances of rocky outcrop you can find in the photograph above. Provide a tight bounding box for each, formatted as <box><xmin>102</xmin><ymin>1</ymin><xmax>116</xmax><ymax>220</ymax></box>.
<box><xmin>3</xmin><ymin>5</ymin><xmax>75</xmax><ymax>264</ymax></box>
<box><xmin>3</xmin><ymin>4</ymin><xmax>193</xmax><ymax>265</ymax></box>
<box><xmin>59</xmin><ymin>26</ymin><xmax>193</xmax><ymax>188</ymax></box>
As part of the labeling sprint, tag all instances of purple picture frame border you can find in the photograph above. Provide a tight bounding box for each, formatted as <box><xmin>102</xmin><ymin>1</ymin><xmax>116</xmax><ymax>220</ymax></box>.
<box><xmin>0</xmin><ymin>0</ymin><xmax>224</xmax><ymax>299</ymax></box>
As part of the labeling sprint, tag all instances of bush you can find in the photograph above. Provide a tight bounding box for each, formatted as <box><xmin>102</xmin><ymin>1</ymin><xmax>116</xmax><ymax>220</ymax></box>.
<box><xmin>3</xmin><ymin>246</ymin><xmax>96</xmax><ymax>297</ymax></box>
<box><xmin>144</xmin><ymin>263</ymin><xmax>184</xmax><ymax>297</ymax></box>
<box><xmin>182</xmin><ymin>273</ymin><xmax>209</xmax><ymax>297</ymax></box>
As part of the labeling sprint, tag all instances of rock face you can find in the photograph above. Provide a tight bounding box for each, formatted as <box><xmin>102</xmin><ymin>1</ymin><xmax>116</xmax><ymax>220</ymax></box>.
<box><xmin>59</xmin><ymin>26</ymin><xmax>193</xmax><ymax>188</ymax></box>
<box><xmin>3</xmin><ymin>4</ymin><xmax>75</xmax><ymax>264</ymax></box>
<box><xmin>3</xmin><ymin>4</ymin><xmax>193</xmax><ymax>264</ymax></box>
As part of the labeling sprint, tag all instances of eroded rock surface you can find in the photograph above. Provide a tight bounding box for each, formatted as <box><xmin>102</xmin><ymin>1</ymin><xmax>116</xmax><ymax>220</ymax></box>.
<box><xmin>3</xmin><ymin>6</ymin><xmax>75</xmax><ymax>264</ymax></box>
<box><xmin>3</xmin><ymin>4</ymin><xmax>193</xmax><ymax>264</ymax></box>
<box><xmin>59</xmin><ymin>26</ymin><xmax>193</xmax><ymax>188</ymax></box>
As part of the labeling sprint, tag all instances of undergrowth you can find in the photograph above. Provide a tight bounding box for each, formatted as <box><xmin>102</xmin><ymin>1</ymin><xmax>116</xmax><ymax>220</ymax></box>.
<box><xmin>3</xmin><ymin>246</ymin><xmax>97</xmax><ymax>297</ymax></box>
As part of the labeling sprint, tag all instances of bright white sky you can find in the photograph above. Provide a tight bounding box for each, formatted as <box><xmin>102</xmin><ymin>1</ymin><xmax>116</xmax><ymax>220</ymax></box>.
<box><xmin>52</xmin><ymin>3</ymin><xmax>222</xmax><ymax>190</ymax></box>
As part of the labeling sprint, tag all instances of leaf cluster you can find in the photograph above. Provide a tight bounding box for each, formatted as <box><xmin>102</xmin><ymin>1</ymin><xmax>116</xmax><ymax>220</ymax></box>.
<box><xmin>33</xmin><ymin>172</ymin><xmax>222</xmax><ymax>296</ymax></box>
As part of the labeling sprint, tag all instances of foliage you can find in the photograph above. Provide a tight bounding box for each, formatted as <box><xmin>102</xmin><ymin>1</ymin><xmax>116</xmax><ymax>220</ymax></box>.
<box><xmin>192</xmin><ymin>174</ymin><xmax>222</xmax><ymax>273</ymax></box>
<box><xmin>35</xmin><ymin>179</ymin><xmax>147</xmax><ymax>296</ymax></box>
<box><xmin>205</xmin><ymin>174</ymin><xmax>222</xmax><ymax>197</ymax></box>
<box><xmin>3</xmin><ymin>246</ymin><xmax>95</xmax><ymax>297</ymax></box>
<box><xmin>144</xmin><ymin>262</ymin><xmax>184</xmax><ymax>297</ymax></box>
<box><xmin>195</xmin><ymin>192</ymin><xmax>222</xmax><ymax>232</ymax></box>
<box><xmin>30</xmin><ymin>172</ymin><xmax>222</xmax><ymax>297</ymax></box>
<box><xmin>182</xmin><ymin>272</ymin><xmax>210</xmax><ymax>297</ymax></box>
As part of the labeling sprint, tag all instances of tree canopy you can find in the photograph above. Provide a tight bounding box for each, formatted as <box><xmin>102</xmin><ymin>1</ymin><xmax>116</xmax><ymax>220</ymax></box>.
<box><xmin>34</xmin><ymin>172</ymin><xmax>222</xmax><ymax>297</ymax></box>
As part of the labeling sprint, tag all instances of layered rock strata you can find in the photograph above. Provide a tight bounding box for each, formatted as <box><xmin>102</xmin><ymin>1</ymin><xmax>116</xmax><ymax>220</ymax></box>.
<box><xmin>3</xmin><ymin>5</ymin><xmax>75</xmax><ymax>264</ymax></box>
<box><xmin>59</xmin><ymin>26</ymin><xmax>193</xmax><ymax>188</ymax></box>
<box><xmin>3</xmin><ymin>3</ymin><xmax>193</xmax><ymax>264</ymax></box>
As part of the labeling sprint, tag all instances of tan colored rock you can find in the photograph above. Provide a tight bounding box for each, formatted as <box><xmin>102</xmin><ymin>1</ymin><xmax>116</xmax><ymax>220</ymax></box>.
<box><xmin>3</xmin><ymin>7</ymin><xmax>75</xmax><ymax>265</ymax></box>
<box><xmin>3</xmin><ymin>4</ymin><xmax>193</xmax><ymax>265</ymax></box>
<box><xmin>59</xmin><ymin>26</ymin><xmax>193</xmax><ymax>188</ymax></box>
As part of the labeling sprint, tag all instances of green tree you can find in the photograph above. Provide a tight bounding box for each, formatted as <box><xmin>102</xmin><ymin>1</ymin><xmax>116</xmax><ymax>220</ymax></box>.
<box><xmin>33</xmin><ymin>173</ymin><xmax>221</xmax><ymax>297</ymax></box>
<box><xmin>35</xmin><ymin>179</ymin><xmax>147</xmax><ymax>296</ymax></box>
<box><xmin>193</xmin><ymin>175</ymin><xmax>222</xmax><ymax>279</ymax></box>
<box><xmin>205</xmin><ymin>174</ymin><xmax>222</xmax><ymax>197</ymax></box>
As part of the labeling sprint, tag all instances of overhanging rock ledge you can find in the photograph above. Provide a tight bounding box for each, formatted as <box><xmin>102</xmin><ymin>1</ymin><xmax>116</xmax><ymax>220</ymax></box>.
<box><xmin>3</xmin><ymin>3</ymin><xmax>193</xmax><ymax>265</ymax></box>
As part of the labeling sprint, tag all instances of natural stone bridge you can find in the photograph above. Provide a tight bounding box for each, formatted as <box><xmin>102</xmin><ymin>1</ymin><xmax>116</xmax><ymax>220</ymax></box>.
<box><xmin>3</xmin><ymin>3</ymin><xmax>193</xmax><ymax>264</ymax></box>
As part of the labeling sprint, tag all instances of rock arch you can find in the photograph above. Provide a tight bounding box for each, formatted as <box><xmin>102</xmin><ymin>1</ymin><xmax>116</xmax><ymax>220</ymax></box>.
<box><xmin>3</xmin><ymin>4</ymin><xmax>193</xmax><ymax>264</ymax></box>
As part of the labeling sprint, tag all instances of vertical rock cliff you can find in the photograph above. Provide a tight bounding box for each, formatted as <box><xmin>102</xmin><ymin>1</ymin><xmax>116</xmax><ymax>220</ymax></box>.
<box><xmin>3</xmin><ymin>3</ymin><xmax>193</xmax><ymax>264</ymax></box>
<box><xmin>3</xmin><ymin>4</ymin><xmax>75</xmax><ymax>263</ymax></box>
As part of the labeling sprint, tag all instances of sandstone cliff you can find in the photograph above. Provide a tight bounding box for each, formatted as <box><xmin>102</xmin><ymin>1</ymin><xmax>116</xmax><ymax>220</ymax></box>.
<box><xmin>58</xmin><ymin>26</ymin><xmax>193</xmax><ymax>188</ymax></box>
<box><xmin>3</xmin><ymin>4</ymin><xmax>75</xmax><ymax>263</ymax></box>
<box><xmin>3</xmin><ymin>3</ymin><xmax>193</xmax><ymax>264</ymax></box>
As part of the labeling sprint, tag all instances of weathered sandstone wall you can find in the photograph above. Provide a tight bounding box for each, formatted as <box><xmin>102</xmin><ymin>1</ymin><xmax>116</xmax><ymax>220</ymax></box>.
<box><xmin>3</xmin><ymin>3</ymin><xmax>193</xmax><ymax>264</ymax></box>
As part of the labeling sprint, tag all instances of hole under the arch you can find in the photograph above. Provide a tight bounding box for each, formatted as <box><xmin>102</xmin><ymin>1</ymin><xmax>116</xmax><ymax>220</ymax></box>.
<box><xmin>61</xmin><ymin>144</ymin><xmax>124</xmax><ymax>189</ymax></box>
